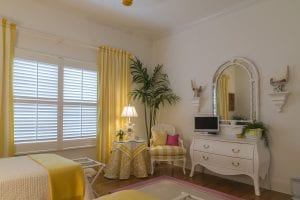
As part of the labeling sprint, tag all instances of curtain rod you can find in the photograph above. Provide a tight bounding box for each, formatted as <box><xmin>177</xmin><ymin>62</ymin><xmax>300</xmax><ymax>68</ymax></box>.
<box><xmin>2</xmin><ymin>18</ymin><xmax>132</xmax><ymax>54</ymax></box>
<box><xmin>16</xmin><ymin>46</ymin><xmax>97</xmax><ymax>66</ymax></box>
<box><xmin>17</xmin><ymin>26</ymin><xmax>100</xmax><ymax>51</ymax></box>
<box><xmin>1</xmin><ymin>18</ymin><xmax>97</xmax><ymax>51</ymax></box>
<box><xmin>16</xmin><ymin>26</ymin><xmax>132</xmax><ymax>54</ymax></box>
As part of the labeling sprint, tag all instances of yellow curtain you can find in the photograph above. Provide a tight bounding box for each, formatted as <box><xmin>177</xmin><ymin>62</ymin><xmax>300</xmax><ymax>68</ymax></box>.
<box><xmin>96</xmin><ymin>46</ymin><xmax>131</xmax><ymax>163</ymax></box>
<box><xmin>217</xmin><ymin>74</ymin><xmax>229</xmax><ymax>121</ymax></box>
<box><xmin>0</xmin><ymin>18</ymin><xmax>16</xmax><ymax>157</ymax></box>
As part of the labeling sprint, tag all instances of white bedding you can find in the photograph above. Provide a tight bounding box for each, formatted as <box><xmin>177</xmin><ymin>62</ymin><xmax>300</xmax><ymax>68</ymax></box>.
<box><xmin>0</xmin><ymin>156</ymin><xmax>94</xmax><ymax>200</ymax></box>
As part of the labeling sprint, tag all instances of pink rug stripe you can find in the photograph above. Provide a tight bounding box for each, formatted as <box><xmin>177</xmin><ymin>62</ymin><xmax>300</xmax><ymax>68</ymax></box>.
<box><xmin>112</xmin><ymin>175</ymin><xmax>244</xmax><ymax>200</ymax></box>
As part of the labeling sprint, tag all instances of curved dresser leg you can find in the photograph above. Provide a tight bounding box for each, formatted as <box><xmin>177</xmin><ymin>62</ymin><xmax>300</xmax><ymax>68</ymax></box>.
<box><xmin>266</xmin><ymin>171</ymin><xmax>272</xmax><ymax>190</ymax></box>
<box><xmin>253</xmin><ymin>175</ymin><xmax>261</xmax><ymax>196</ymax></box>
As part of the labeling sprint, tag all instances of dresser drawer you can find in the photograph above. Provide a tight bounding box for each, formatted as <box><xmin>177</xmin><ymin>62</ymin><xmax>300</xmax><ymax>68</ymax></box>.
<box><xmin>194</xmin><ymin>139</ymin><xmax>254</xmax><ymax>159</ymax></box>
<box><xmin>193</xmin><ymin>151</ymin><xmax>253</xmax><ymax>173</ymax></box>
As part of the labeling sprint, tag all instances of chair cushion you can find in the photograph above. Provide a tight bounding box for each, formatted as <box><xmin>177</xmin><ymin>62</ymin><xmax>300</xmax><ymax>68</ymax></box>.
<box><xmin>152</xmin><ymin>130</ymin><xmax>167</xmax><ymax>146</ymax></box>
<box><xmin>150</xmin><ymin>145</ymin><xmax>186</xmax><ymax>156</ymax></box>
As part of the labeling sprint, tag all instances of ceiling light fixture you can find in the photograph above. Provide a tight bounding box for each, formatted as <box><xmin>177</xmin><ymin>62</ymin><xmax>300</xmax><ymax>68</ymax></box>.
<box><xmin>122</xmin><ymin>0</ymin><xmax>133</xmax><ymax>6</ymax></box>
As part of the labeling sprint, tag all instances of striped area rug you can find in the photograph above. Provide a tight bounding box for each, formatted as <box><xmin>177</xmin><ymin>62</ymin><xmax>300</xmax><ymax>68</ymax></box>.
<box><xmin>112</xmin><ymin>175</ymin><xmax>244</xmax><ymax>200</ymax></box>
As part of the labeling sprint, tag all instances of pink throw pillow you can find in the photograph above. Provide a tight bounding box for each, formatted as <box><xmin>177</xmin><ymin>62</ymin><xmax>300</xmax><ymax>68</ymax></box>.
<box><xmin>166</xmin><ymin>134</ymin><xmax>179</xmax><ymax>146</ymax></box>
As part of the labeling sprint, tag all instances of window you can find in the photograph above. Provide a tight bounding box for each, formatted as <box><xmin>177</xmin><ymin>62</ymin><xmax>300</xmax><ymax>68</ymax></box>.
<box><xmin>63</xmin><ymin>67</ymin><xmax>97</xmax><ymax>140</ymax></box>
<box><xmin>13</xmin><ymin>58</ymin><xmax>97</xmax><ymax>152</ymax></box>
<box><xmin>14</xmin><ymin>59</ymin><xmax>58</xmax><ymax>143</ymax></box>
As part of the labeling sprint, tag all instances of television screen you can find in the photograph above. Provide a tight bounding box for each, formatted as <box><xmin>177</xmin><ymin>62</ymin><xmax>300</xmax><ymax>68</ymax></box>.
<box><xmin>194</xmin><ymin>116</ymin><xmax>219</xmax><ymax>133</ymax></box>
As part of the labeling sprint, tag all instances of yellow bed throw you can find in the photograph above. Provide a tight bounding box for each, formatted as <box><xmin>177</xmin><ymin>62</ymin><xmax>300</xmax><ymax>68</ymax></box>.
<box><xmin>30</xmin><ymin>154</ymin><xmax>85</xmax><ymax>200</ymax></box>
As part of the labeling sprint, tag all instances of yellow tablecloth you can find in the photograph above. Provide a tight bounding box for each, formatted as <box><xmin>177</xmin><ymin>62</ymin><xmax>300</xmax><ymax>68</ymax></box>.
<box><xmin>104</xmin><ymin>141</ymin><xmax>151</xmax><ymax>179</ymax></box>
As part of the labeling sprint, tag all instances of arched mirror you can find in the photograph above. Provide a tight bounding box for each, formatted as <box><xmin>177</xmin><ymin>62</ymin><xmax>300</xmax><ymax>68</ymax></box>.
<box><xmin>212</xmin><ymin>57</ymin><xmax>259</xmax><ymax>124</ymax></box>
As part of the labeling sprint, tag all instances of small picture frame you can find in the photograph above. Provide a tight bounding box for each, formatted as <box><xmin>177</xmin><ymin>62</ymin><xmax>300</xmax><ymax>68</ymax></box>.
<box><xmin>229</xmin><ymin>93</ymin><xmax>235</xmax><ymax>111</ymax></box>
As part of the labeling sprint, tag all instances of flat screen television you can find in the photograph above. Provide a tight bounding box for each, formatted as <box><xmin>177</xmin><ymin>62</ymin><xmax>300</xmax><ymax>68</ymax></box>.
<box><xmin>194</xmin><ymin>116</ymin><xmax>219</xmax><ymax>133</ymax></box>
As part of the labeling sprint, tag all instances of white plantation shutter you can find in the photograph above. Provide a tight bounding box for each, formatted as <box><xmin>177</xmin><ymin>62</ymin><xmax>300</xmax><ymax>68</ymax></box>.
<box><xmin>13</xmin><ymin>57</ymin><xmax>97</xmax><ymax>150</ymax></box>
<box><xmin>82</xmin><ymin>70</ymin><xmax>97</xmax><ymax>138</ymax></box>
<box><xmin>82</xmin><ymin>105</ymin><xmax>97</xmax><ymax>138</ymax></box>
<box><xmin>13</xmin><ymin>59</ymin><xmax>58</xmax><ymax>143</ymax></box>
<box><xmin>63</xmin><ymin>67</ymin><xmax>97</xmax><ymax>140</ymax></box>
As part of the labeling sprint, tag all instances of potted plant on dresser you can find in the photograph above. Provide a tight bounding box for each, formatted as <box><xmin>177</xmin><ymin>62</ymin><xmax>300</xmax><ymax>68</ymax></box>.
<box><xmin>241</xmin><ymin>121</ymin><xmax>269</xmax><ymax>146</ymax></box>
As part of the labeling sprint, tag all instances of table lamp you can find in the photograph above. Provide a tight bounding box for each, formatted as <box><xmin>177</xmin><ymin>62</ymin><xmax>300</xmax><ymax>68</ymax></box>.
<box><xmin>121</xmin><ymin>105</ymin><xmax>138</xmax><ymax>140</ymax></box>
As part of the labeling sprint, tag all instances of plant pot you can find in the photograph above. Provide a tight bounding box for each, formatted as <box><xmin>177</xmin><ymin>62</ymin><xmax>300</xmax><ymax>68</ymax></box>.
<box><xmin>245</xmin><ymin>128</ymin><xmax>262</xmax><ymax>139</ymax></box>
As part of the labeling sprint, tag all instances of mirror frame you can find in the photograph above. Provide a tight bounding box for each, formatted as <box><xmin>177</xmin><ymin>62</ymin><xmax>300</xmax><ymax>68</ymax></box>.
<box><xmin>212</xmin><ymin>57</ymin><xmax>260</xmax><ymax>122</ymax></box>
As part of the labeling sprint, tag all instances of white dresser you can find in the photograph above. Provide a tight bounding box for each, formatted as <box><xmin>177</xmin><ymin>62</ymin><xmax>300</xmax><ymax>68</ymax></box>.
<box><xmin>189</xmin><ymin>133</ymin><xmax>270</xmax><ymax>196</ymax></box>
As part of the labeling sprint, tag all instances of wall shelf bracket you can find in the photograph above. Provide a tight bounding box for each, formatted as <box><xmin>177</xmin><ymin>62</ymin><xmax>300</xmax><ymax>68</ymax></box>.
<box><xmin>268</xmin><ymin>92</ymin><xmax>290</xmax><ymax>113</ymax></box>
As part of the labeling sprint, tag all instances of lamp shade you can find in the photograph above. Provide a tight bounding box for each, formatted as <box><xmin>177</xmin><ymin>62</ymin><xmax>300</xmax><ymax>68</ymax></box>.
<box><xmin>121</xmin><ymin>106</ymin><xmax>138</xmax><ymax>117</ymax></box>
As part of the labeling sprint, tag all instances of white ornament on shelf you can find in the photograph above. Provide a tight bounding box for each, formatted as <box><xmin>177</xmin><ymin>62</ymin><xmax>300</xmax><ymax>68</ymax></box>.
<box><xmin>268</xmin><ymin>92</ymin><xmax>290</xmax><ymax>113</ymax></box>
<box><xmin>191</xmin><ymin>80</ymin><xmax>203</xmax><ymax>112</ymax></box>
<box><xmin>191</xmin><ymin>80</ymin><xmax>202</xmax><ymax>97</ymax></box>
<box><xmin>270</xmin><ymin>66</ymin><xmax>289</xmax><ymax>92</ymax></box>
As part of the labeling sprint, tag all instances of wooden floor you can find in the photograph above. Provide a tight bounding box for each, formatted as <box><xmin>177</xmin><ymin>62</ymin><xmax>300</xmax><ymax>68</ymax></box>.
<box><xmin>93</xmin><ymin>164</ymin><xmax>290</xmax><ymax>200</ymax></box>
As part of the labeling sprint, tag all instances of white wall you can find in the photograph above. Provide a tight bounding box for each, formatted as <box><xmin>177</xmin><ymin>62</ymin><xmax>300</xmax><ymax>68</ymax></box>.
<box><xmin>0</xmin><ymin>0</ymin><xmax>152</xmax><ymax>159</ymax></box>
<box><xmin>152</xmin><ymin>0</ymin><xmax>300</xmax><ymax>194</ymax></box>
<box><xmin>2</xmin><ymin>0</ymin><xmax>299</xmax><ymax>194</ymax></box>
<box><xmin>0</xmin><ymin>0</ymin><xmax>152</xmax><ymax>63</ymax></box>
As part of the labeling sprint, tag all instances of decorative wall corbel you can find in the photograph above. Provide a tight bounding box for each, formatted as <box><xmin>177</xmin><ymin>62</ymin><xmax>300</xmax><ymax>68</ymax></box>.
<box><xmin>269</xmin><ymin>66</ymin><xmax>290</xmax><ymax>112</ymax></box>
<box><xmin>191</xmin><ymin>80</ymin><xmax>202</xmax><ymax>112</ymax></box>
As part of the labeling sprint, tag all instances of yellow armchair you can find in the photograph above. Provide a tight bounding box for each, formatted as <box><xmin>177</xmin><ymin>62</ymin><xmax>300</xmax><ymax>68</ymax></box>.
<box><xmin>150</xmin><ymin>124</ymin><xmax>186</xmax><ymax>175</ymax></box>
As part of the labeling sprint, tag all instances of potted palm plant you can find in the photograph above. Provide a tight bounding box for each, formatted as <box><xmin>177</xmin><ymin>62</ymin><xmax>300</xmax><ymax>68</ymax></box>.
<box><xmin>241</xmin><ymin>121</ymin><xmax>269</xmax><ymax>146</ymax></box>
<box><xmin>130</xmin><ymin>57</ymin><xmax>180</xmax><ymax>146</ymax></box>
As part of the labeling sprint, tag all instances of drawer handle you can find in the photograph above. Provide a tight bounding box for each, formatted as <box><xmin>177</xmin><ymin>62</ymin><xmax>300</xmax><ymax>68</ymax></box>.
<box><xmin>202</xmin><ymin>156</ymin><xmax>209</xmax><ymax>161</ymax></box>
<box><xmin>232</xmin><ymin>149</ymin><xmax>240</xmax><ymax>153</ymax></box>
<box><xmin>232</xmin><ymin>162</ymin><xmax>240</xmax><ymax>167</ymax></box>
<box><xmin>203</xmin><ymin>144</ymin><xmax>210</xmax><ymax>149</ymax></box>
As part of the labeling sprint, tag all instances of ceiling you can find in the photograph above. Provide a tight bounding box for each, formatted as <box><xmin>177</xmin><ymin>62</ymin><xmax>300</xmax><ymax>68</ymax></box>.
<box><xmin>36</xmin><ymin>0</ymin><xmax>257</xmax><ymax>38</ymax></box>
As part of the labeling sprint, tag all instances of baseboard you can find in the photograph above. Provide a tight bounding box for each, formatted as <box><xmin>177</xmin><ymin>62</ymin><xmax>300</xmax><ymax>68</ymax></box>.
<box><xmin>270</xmin><ymin>178</ymin><xmax>291</xmax><ymax>195</ymax></box>
<box><xmin>173</xmin><ymin>162</ymin><xmax>291</xmax><ymax>195</ymax></box>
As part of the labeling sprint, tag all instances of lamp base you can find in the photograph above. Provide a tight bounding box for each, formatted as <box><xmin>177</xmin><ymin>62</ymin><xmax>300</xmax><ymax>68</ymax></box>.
<box><xmin>126</xmin><ymin>132</ymin><xmax>135</xmax><ymax>141</ymax></box>
<box><xmin>125</xmin><ymin>122</ymin><xmax>135</xmax><ymax>141</ymax></box>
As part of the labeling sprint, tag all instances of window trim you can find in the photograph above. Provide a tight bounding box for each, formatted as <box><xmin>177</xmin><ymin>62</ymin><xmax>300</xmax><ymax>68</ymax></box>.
<box><xmin>13</xmin><ymin>51</ymin><xmax>97</xmax><ymax>154</ymax></box>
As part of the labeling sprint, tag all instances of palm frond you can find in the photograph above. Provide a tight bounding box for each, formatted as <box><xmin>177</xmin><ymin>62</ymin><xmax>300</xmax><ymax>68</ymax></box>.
<box><xmin>130</xmin><ymin>57</ymin><xmax>180</xmax><ymax>145</ymax></box>
<box><xmin>130</xmin><ymin>57</ymin><xmax>149</xmax><ymax>84</ymax></box>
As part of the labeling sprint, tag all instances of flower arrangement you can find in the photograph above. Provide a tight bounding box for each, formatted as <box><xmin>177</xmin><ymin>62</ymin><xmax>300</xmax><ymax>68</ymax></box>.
<box><xmin>116</xmin><ymin>129</ymin><xmax>125</xmax><ymax>141</ymax></box>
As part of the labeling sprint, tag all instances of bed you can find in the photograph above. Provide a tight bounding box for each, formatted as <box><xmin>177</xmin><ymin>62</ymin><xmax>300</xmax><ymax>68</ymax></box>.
<box><xmin>0</xmin><ymin>154</ymin><xmax>94</xmax><ymax>200</ymax></box>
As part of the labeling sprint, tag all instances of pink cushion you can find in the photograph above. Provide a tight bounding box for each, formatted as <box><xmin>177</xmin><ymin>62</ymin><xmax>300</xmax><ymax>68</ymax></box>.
<box><xmin>166</xmin><ymin>134</ymin><xmax>179</xmax><ymax>146</ymax></box>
